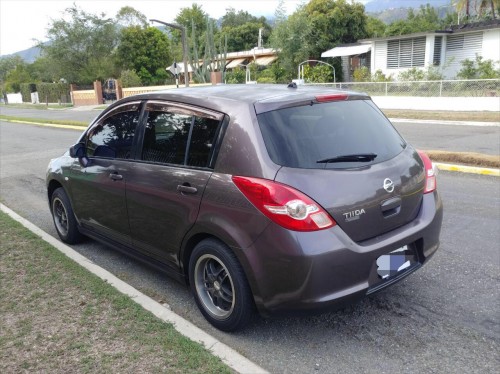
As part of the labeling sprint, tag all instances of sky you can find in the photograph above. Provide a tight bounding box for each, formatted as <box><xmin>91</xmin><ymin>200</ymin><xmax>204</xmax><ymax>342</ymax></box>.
<box><xmin>0</xmin><ymin>0</ymin><xmax>308</xmax><ymax>56</ymax></box>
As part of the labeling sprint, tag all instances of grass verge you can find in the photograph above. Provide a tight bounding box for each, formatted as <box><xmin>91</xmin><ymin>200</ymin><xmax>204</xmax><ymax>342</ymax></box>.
<box><xmin>426</xmin><ymin>150</ymin><xmax>500</xmax><ymax>168</ymax></box>
<box><xmin>0</xmin><ymin>115</ymin><xmax>88</xmax><ymax>127</ymax></box>
<box><xmin>383</xmin><ymin>109</ymin><xmax>500</xmax><ymax>122</ymax></box>
<box><xmin>1</xmin><ymin>103</ymin><xmax>73</xmax><ymax>110</ymax></box>
<box><xmin>0</xmin><ymin>211</ymin><xmax>232</xmax><ymax>373</ymax></box>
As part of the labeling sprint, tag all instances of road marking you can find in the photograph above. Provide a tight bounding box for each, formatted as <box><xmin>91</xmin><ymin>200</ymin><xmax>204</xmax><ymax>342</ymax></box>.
<box><xmin>1</xmin><ymin>119</ymin><xmax>86</xmax><ymax>130</ymax></box>
<box><xmin>435</xmin><ymin>163</ymin><xmax>500</xmax><ymax>176</ymax></box>
<box><xmin>0</xmin><ymin>203</ymin><xmax>268</xmax><ymax>374</ymax></box>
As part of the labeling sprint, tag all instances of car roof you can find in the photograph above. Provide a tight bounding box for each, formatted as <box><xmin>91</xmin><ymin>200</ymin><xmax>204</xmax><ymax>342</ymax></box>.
<box><xmin>118</xmin><ymin>84</ymin><xmax>370</xmax><ymax>114</ymax></box>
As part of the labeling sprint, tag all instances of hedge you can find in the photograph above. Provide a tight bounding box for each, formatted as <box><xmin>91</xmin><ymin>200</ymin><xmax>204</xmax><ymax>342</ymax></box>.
<box><xmin>18</xmin><ymin>83</ymin><xmax>71</xmax><ymax>103</ymax></box>
<box><xmin>37</xmin><ymin>83</ymin><xmax>71</xmax><ymax>103</ymax></box>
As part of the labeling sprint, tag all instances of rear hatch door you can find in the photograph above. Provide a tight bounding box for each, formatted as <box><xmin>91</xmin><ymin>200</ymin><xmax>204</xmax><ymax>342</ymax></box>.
<box><xmin>257</xmin><ymin>98</ymin><xmax>425</xmax><ymax>242</ymax></box>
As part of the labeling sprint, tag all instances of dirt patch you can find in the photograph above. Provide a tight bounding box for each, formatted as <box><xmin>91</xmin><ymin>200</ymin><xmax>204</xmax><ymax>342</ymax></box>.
<box><xmin>425</xmin><ymin>150</ymin><xmax>500</xmax><ymax>168</ymax></box>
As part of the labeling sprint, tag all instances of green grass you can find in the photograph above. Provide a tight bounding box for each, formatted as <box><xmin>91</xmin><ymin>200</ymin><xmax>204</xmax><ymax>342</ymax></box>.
<box><xmin>0</xmin><ymin>115</ymin><xmax>88</xmax><ymax>127</ymax></box>
<box><xmin>383</xmin><ymin>109</ymin><xmax>500</xmax><ymax>122</ymax></box>
<box><xmin>1</xmin><ymin>103</ymin><xmax>73</xmax><ymax>110</ymax></box>
<box><xmin>0</xmin><ymin>211</ymin><xmax>233</xmax><ymax>373</ymax></box>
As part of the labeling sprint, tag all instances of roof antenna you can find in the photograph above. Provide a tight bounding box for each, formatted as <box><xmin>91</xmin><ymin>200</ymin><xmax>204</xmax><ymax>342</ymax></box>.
<box><xmin>287</xmin><ymin>82</ymin><xmax>297</xmax><ymax>89</ymax></box>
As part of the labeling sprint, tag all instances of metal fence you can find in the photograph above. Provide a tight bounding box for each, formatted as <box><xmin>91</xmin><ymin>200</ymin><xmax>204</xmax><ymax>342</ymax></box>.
<box><xmin>306</xmin><ymin>79</ymin><xmax>500</xmax><ymax>97</ymax></box>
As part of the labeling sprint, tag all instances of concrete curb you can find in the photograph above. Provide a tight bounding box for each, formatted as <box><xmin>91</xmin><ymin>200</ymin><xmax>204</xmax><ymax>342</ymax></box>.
<box><xmin>389</xmin><ymin>118</ymin><xmax>500</xmax><ymax>127</ymax></box>
<box><xmin>435</xmin><ymin>162</ymin><xmax>500</xmax><ymax>176</ymax></box>
<box><xmin>0</xmin><ymin>204</ymin><xmax>268</xmax><ymax>374</ymax></box>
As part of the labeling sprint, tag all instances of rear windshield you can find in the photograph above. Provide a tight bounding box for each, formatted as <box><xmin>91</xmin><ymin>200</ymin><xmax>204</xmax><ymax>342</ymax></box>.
<box><xmin>257</xmin><ymin>100</ymin><xmax>406</xmax><ymax>169</ymax></box>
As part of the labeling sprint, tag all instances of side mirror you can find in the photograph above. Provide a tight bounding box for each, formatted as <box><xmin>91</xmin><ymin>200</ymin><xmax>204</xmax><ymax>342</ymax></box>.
<box><xmin>69</xmin><ymin>143</ymin><xmax>85</xmax><ymax>158</ymax></box>
<box><xmin>69</xmin><ymin>143</ymin><xmax>89</xmax><ymax>167</ymax></box>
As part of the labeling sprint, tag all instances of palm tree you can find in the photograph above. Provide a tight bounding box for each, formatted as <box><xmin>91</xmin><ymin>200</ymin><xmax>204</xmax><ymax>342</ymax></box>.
<box><xmin>456</xmin><ymin>0</ymin><xmax>471</xmax><ymax>19</ymax></box>
<box><xmin>477</xmin><ymin>0</ymin><xmax>500</xmax><ymax>19</ymax></box>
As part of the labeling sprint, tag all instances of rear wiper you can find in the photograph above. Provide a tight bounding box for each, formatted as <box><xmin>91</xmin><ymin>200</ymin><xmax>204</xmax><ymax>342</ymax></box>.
<box><xmin>317</xmin><ymin>153</ymin><xmax>377</xmax><ymax>164</ymax></box>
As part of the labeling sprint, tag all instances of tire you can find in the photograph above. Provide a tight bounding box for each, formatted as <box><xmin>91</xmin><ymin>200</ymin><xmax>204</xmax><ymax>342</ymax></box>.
<box><xmin>189</xmin><ymin>239</ymin><xmax>254</xmax><ymax>332</ymax></box>
<box><xmin>51</xmin><ymin>187</ymin><xmax>83</xmax><ymax>244</ymax></box>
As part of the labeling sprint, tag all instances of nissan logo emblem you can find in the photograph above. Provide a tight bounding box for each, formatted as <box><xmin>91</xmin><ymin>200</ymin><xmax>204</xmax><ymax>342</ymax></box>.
<box><xmin>383</xmin><ymin>178</ymin><xmax>395</xmax><ymax>193</ymax></box>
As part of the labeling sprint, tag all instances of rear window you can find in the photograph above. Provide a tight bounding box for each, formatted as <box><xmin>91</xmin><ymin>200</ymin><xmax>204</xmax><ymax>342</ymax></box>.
<box><xmin>257</xmin><ymin>100</ymin><xmax>406</xmax><ymax>169</ymax></box>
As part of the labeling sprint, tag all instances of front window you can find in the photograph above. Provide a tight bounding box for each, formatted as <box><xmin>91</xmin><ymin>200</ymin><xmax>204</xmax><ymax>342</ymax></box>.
<box><xmin>86</xmin><ymin>102</ymin><xmax>140</xmax><ymax>159</ymax></box>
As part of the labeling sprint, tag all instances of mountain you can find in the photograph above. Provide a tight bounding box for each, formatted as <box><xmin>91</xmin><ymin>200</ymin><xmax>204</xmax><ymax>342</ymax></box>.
<box><xmin>1</xmin><ymin>45</ymin><xmax>42</xmax><ymax>63</ymax></box>
<box><xmin>364</xmin><ymin>0</ymin><xmax>450</xmax><ymax>13</ymax></box>
<box><xmin>365</xmin><ymin>0</ymin><xmax>455</xmax><ymax>23</ymax></box>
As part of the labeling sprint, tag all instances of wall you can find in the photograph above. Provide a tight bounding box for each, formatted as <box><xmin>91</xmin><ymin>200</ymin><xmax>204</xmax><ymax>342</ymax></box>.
<box><xmin>6</xmin><ymin>93</ymin><xmax>23</xmax><ymax>103</ymax></box>
<box><xmin>71</xmin><ymin>90</ymin><xmax>97</xmax><ymax>106</ymax></box>
<box><xmin>372</xmin><ymin>96</ymin><xmax>500</xmax><ymax>112</ymax></box>
<box><xmin>122</xmin><ymin>83</ymin><xmax>212</xmax><ymax>98</ymax></box>
<box><xmin>482</xmin><ymin>28</ymin><xmax>500</xmax><ymax>63</ymax></box>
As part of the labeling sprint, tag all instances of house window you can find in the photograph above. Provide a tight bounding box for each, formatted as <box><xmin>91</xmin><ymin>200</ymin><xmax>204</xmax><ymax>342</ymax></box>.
<box><xmin>433</xmin><ymin>36</ymin><xmax>442</xmax><ymax>66</ymax></box>
<box><xmin>446</xmin><ymin>32</ymin><xmax>482</xmax><ymax>52</ymax></box>
<box><xmin>387</xmin><ymin>37</ymin><xmax>426</xmax><ymax>69</ymax></box>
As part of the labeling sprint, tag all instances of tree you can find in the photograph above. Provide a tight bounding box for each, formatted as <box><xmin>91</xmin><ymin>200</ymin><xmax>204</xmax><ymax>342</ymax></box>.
<box><xmin>174</xmin><ymin>4</ymin><xmax>218</xmax><ymax>57</ymax></box>
<box><xmin>302</xmin><ymin>0</ymin><xmax>369</xmax><ymax>58</ymax></box>
<box><xmin>269</xmin><ymin>3</ymin><xmax>312</xmax><ymax>81</ymax></box>
<box><xmin>40</xmin><ymin>5</ymin><xmax>119</xmax><ymax>84</ymax></box>
<box><xmin>220</xmin><ymin>8</ymin><xmax>272</xmax><ymax>52</ymax></box>
<box><xmin>116</xmin><ymin>26</ymin><xmax>171</xmax><ymax>86</ymax></box>
<box><xmin>2</xmin><ymin>59</ymin><xmax>32</xmax><ymax>93</ymax></box>
<box><xmin>385</xmin><ymin>5</ymin><xmax>442</xmax><ymax>36</ymax></box>
<box><xmin>116</xmin><ymin>6</ymin><xmax>148</xmax><ymax>28</ymax></box>
<box><xmin>0</xmin><ymin>56</ymin><xmax>25</xmax><ymax>89</ymax></box>
<box><xmin>366</xmin><ymin>16</ymin><xmax>386</xmax><ymax>38</ymax></box>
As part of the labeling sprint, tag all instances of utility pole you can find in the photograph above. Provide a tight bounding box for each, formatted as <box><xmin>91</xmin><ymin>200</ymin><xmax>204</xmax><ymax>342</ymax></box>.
<box><xmin>150</xmin><ymin>19</ymin><xmax>189</xmax><ymax>87</ymax></box>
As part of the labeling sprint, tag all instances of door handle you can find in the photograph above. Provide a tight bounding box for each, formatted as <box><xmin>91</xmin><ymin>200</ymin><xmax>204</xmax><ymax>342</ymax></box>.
<box><xmin>109</xmin><ymin>172</ymin><xmax>123</xmax><ymax>181</ymax></box>
<box><xmin>177</xmin><ymin>184</ymin><xmax>198</xmax><ymax>194</ymax></box>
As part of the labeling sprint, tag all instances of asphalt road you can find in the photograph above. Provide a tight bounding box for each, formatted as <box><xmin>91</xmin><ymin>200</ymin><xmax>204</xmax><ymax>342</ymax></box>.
<box><xmin>1</xmin><ymin>105</ymin><xmax>499</xmax><ymax>155</ymax></box>
<box><xmin>1</xmin><ymin>121</ymin><xmax>499</xmax><ymax>373</ymax></box>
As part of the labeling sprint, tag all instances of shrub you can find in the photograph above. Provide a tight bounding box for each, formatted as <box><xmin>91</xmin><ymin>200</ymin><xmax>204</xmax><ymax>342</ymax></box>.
<box><xmin>37</xmin><ymin>83</ymin><xmax>71</xmax><ymax>103</ymax></box>
<box><xmin>225</xmin><ymin>67</ymin><xmax>246</xmax><ymax>84</ymax></box>
<box><xmin>120</xmin><ymin>69</ymin><xmax>142</xmax><ymax>88</ymax></box>
<box><xmin>457</xmin><ymin>55</ymin><xmax>500</xmax><ymax>79</ymax></box>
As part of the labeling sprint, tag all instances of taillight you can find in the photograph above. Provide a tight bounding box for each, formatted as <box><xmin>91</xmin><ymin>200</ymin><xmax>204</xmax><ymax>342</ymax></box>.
<box><xmin>232</xmin><ymin>176</ymin><xmax>336</xmax><ymax>231</ymax></box>
<box><xmin>315</xmin><ymin>93</ymin><xmax>348</xmax><ymax>103</ymax></box>
<box><xmin>417</xmin><ymin>150</ymin><xmax>436</xmax><ymax>194</ymax></box>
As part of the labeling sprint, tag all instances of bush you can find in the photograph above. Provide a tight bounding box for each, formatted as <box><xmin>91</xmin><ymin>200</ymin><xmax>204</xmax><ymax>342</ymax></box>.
<box><xmin>37</xmin><ymin>83</ymin><xmax>71</xmax><ymax>103</ymax></box>
<box><xmin>457</xmin><ymin>55</ymin><xmax>500</xmax><ymax>79</ymax></box>
<box><xmin>120</xmin><ymin>69</ymin><xmax>142</xmax><ymax>88</ymax></box>
<box><xmin>225</xmin><ymin>67</ymin><xmax>246</xmax><ymax>84</ymax></box>
<box><xmin>303</xmin><ymin>64</ymin><xmax>334</xmax><ymax>83</ymax></box>
<box><xmin>353</xmin><ymin>67</ymin><xmax>371</xmax><ymax>82</ymax></box>
<box><xmin>19</xmin><ymin>83</ymin><xmax>32</xmax><ymax>102</ymax></box>
<box><xmin>256</xmin><ymin>77</ymin><xmax>276</xmax><ymax>83</ymax></box>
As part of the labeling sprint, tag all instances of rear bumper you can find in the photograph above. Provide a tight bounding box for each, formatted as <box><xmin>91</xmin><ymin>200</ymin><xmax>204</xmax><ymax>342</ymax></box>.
<box><xmin>239</xmin><ymin>191</ymin><xmax>443</xmax><ymax>316</ymax></box>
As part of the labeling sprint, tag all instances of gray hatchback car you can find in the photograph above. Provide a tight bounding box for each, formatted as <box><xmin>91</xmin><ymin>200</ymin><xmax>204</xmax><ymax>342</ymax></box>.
<box><xmin>47</xmin><ymin>84</ymin><xmax>443</xmax><ymax>331</ymax></box>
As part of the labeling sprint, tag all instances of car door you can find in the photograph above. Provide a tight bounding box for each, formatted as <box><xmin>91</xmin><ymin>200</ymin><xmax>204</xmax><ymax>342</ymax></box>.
<box><xmin>69</xmin><ymin>101</ymin><xmax>142</xmax><ymax>245</ymax></box>
<box><xmin>125</xmin><ymin>101</ymin><xmax>225</xmax><ymax>267</ymax></box>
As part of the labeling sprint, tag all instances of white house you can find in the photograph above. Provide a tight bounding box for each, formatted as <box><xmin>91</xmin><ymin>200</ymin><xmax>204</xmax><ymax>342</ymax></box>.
<box><xmin>321</xmin><ymin>19</ymin><xmax>500</xmax><ymax>81</ymax></box>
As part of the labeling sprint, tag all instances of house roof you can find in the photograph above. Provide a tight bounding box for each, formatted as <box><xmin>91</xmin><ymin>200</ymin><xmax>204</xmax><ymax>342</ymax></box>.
<box><xmin>321</xmin><ymin>43</ymin><xmax>371</xmax><ymax>58</ymax></box>
<box><xmin>360</xmin><ymin>19</ymin><xmax>500</xmax><ymax>43</ymax></box>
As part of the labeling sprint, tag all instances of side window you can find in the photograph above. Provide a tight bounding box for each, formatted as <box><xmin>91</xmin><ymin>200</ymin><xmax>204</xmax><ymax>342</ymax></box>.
<box><xmin>188</xmin><ymin>116</ymin><xmax>220</xmax><ymax>167</ymax></box>
<box><xmin>141</xmin><ymin>102</ymin><xmax>222</xmax><ymax>168</ymax></box>
<box><xmin>86</xmin><ymin>103</ymin><xmax>140</xmax><ymax>159</ymax></box>
<box><xmin>142</xmin><ymin>111</ymin><xmax>192</xmax><ymax>165</ymax></box>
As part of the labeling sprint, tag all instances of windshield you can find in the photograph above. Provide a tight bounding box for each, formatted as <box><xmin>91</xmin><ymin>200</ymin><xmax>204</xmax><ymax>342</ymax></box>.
<box><xmin>257</xmin><ymin>99</ymin><xmax>406</xmax><ymax>169</ymax></box>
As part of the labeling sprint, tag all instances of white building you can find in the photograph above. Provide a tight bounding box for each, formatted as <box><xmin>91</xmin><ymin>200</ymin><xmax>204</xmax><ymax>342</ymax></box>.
<box><xmin>322</xmin><ymin>20</ymin><xmax>500</xmax><ymax>81</ymax></box>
